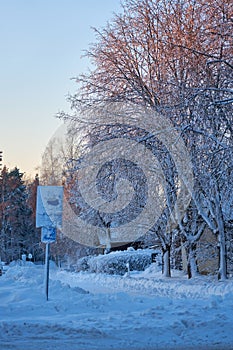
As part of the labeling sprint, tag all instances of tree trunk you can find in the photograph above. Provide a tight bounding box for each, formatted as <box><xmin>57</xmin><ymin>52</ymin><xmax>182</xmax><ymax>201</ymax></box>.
<box><xmin>215</xmin><ymin>190</ymin><xmax>227</xmax><ymax>280</ymax></box>
<box><xmin>162</xmin><ymin>245</ymin><xmax>171</xmax><ymax>277</ymax></box>
<box><xmin>218</xmin><ymin>228</ymin><xmax>227</xmax><ymax>280</ymax></box>
<box><xmin>187</xmin><ymin>244</ymin><xmax>198</xmax><ymax>279</ymax></box>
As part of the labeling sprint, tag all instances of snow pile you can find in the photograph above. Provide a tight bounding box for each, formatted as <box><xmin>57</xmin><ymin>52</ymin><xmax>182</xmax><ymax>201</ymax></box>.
<box><xmin>76</xmin><ymin>248</ymin><xmax>161</xmax><ymax>275</ymax></box>
<box><xmin>1</xmin><ymin>261</ymin><xmax>233</xmax><ymax>349</ymax></box>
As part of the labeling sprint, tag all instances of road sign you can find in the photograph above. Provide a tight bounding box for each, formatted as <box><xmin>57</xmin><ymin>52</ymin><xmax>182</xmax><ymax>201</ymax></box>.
<box><xmin>41</xmin><ymin>227</ymin><xmax>56</xmax><ymax>243</ymax></box>
<box><xmin>36</xmin><ymin>186</ymin><xmax>63</xmax><ymax>301</ymax></box>
<box><xmin>36</xmin><ymin>186</ymin><xmax>63</xmax><ymax>229</ymax></box>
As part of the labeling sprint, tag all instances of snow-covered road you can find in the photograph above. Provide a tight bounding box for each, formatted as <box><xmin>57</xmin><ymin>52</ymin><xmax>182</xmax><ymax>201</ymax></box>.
<box><xmin>1</xmin><ymin>263</ymin><xmax>233</xmax><ymax>350</ymax></box>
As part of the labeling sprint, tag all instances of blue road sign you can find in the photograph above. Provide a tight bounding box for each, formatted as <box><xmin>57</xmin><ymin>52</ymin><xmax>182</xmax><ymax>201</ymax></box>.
<box><xmin>41</xmin><ymin>227</ymin><xmax>56</xmax><ymax>243</ymax></box>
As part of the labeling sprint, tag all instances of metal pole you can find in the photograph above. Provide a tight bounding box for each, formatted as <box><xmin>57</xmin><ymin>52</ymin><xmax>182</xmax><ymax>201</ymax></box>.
<box><xmin>45</xmin><ymin>242</ymin><xmax>50</xmax><ymax>301</ymax></box>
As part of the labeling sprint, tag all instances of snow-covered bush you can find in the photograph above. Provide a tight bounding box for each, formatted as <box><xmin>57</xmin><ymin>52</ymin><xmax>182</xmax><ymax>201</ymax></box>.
<box><xmin>76</xmin><ymin>255</ymin><xmax>91</xmax><ymax>272</ymax></box>
<box><xmin>76</xmin><ymin>249</ymin><xmax>161</xmax><ymax>275</ymax></box>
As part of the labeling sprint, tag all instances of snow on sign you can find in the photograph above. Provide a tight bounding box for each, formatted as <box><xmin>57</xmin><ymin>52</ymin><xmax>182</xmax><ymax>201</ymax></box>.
<box><xmin>36</xmin><ymin>186</ymin><xmax>63</xmax><ymax>229</ymax></box>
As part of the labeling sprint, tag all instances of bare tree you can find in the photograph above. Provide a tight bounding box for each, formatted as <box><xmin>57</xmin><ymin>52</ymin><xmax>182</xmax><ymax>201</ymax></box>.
<box><xmin>65</xmin><ymin>0</ymin><xmax>232</xmax><ymax>113</ymax></box>
<box><xmin>59</xmin><ymin>0</ymin><xmax>232</xmax><ymax>278</ymax></box>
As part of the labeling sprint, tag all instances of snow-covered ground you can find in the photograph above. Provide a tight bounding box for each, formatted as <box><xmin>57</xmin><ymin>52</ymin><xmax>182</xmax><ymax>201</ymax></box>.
<box><xmin>1</xmin><ymin>261</ymin><xmax>233</xmax><ymax>350</ymax></box>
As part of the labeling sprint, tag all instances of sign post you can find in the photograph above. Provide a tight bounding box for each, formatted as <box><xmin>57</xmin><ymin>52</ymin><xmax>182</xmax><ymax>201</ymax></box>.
<box><xmin>36</xmin><ymin>186</ymin><xmax>63</xmax><ymax>301</ymax></box>
<box><xmin>41</xmin><ymin>226</ymin><xmax>57</xmax><ymax>301</ymax></box>
<box><xmin>45</xmin><ymin>242</ymin><xmax>50</xmax><ymax>301</ymax></box>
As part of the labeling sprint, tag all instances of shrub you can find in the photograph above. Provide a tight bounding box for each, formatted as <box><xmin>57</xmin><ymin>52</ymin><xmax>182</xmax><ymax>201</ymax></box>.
<box><xmin>76</xmin><ymin>249</ymin><xmax>161</xmax><ymax>275</ymax></box>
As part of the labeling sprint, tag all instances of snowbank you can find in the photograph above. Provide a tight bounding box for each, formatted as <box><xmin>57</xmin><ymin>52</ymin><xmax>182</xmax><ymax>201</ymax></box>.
<box><xmin>76</xmin><ymin>248</ymin><xmax>161</xmax><ymax>275</ymax></box>
<box><xmin>1</xmin><ymin>262</ymin><xmax>233</xmax><ymax>349</ymax></box>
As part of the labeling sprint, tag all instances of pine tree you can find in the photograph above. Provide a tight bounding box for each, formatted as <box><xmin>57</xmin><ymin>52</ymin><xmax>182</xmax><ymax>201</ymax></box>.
<box><xmin>0</xmin><ymin>167</ymin><xmax>39</xmax><ymax>262</ymax></box>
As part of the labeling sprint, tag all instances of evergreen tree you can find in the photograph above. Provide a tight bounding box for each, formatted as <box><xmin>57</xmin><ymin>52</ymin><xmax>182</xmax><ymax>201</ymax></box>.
<box><xmin>0</xmin><ymin>167</ymin><xmax>40</xmax><ymax>262</ymax></box>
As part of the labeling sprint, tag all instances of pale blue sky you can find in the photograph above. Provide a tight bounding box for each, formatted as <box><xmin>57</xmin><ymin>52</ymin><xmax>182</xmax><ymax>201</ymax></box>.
<box><xmin>0</xmin><ymin>0</ymin><xmax>121</xmax><ymax>177</ymax></box>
